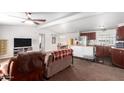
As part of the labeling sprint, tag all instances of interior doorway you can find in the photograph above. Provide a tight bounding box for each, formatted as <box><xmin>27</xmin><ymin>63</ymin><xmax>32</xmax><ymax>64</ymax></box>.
<box><xmin>39</xmin><ymin>34</ymin><xmax>45</xmax><ymax>51</ymax></box>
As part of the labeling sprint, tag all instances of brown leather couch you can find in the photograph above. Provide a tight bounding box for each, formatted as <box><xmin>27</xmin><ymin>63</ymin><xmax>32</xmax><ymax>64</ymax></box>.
<box><xmin>1</xmin><ymin>49</ymin><xmax>73</xmax><ymax>80</ymax></box>
<box><xmin>7</xmin><ymin>52</ymin><xmax>46</xmax><ymax>81</ymax></box>
<box><xmin>45</xmin><ymin>49</ymin><xmax>73</xmax><ymax>78</ymax></box>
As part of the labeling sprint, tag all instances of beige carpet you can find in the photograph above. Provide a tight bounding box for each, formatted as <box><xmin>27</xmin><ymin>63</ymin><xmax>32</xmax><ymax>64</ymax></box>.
<box><xmin>49</xmin><ymin>58</ymin><xmax>124</xmax><ymax>81</ymax></box>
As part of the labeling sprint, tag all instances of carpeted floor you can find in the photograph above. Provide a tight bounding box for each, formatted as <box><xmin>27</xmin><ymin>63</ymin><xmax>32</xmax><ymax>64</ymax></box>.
<box><xmin>49</xmin><ymin>58</ymin><xmax>124</xmax><ymax>81</ymax></box>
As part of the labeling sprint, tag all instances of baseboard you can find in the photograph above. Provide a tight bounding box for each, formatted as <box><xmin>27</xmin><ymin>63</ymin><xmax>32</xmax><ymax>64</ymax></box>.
<box><xmin>0</xmin><ymin>57</ymin><xmax>10</xmax><ymax>63</ymax></box>
<box><xmin>73</xmin><ymin>56</ymin><xmax>95</xmax><ymax>62</ymax></box>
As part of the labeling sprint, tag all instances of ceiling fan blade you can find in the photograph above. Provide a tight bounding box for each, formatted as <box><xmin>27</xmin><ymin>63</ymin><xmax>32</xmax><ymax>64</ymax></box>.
<box><xmin>33</xmin><ymin>21</ymin><xmax>40</xmax><ymax>25</ymax></box>
<box><xmin>32</xmin><ymin>19</ymin><xmax>46</xmax><ymax>22</ymax></box>
<box><xmin>8</xmin><ymin>15</ymin><xmax>27</xmax><ymax>20</ymax></box>
<box><xmin>21</xmin><ymin>21</ymin><xmax>26</xmax><ymax>23</ymax></box>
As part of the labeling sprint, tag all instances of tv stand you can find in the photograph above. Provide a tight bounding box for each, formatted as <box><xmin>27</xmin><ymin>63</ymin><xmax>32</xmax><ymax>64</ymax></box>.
<box><xmin>14</xmin><ymin>46</ymin><xmax>32</xmax><ymax>56</ymax></box>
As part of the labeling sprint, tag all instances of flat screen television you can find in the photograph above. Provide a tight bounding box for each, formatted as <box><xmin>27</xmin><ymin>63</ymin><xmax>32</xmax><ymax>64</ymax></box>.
<box><xmin>14</xmin><ymin>38</ymin><xmax>32</xmax><ymax>47</ymax></box>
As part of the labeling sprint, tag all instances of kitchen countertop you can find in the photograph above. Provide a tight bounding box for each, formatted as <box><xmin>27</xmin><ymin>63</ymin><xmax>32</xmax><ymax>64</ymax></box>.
<box><xmin>111</xmin><ymin>47</ymin><xmax>124</xmax><ymax>50</ymax></box>
<box><xmin>70</xmin><ymin>45</ymin><xmax>95</xmax><ymax>60</ymax></box>
<box><xmin>70</xmin><ymin>45</ymin><xmax>94</xmax><ymax>47</ymax></box>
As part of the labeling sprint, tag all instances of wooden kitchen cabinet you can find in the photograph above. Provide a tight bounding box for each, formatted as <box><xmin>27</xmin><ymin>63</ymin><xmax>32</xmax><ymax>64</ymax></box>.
<box><xmin>104</xmin><ymin>46</ymin><xmax>111</xmax><ymax>56</ymax></box>
<box><xmin>80</xmin><ymin>32</ymin><xmax>96</xmax><ymax>40</ymax></box>
<box><xmin>96</xmin><ymin>45</ymin><xmax>111</xmax><ymax>57</ymax></box>
<box><xmin>96</xmin><ymin>45</ymin><xmax>104</xmax><ymax>57</ymax></box>
<box><xmin>95</xmin><ymin>45</ymin><xmax>105</xmax><ymax>63</ymax></box>
<box><xmin>90</xmin><ymin>32</ymin><xmax>96</xmax><ymax>40</ymax></box>
<box><xmin>111</xmin><ymin>48</ymin><xmax>124</xmax><ymax>68</ymax></box>
<box><xmin>86</xmin><ymin>33</ymin><xmax>90</xmax><ymax>40</ymax></box>
<box><xmin>80</xmin><ymin>33</ymin><xmax>87</xmax><ymax>36</ymax></box>
<box><xmin>80</xmin><ymin>33</ymin><xmax>84</xmax><ymax>36</ymax></box>
<box><xmin>117</xmin><ymin>26</ymin><xmax>124</xmax><ymax>40</ymax></box>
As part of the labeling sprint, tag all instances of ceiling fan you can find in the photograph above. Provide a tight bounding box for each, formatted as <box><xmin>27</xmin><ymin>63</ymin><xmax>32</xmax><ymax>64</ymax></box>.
<box><xmin>9</xmin><ymin>12</ymin><xmax>46</xmax><ymax>25</ymax></box>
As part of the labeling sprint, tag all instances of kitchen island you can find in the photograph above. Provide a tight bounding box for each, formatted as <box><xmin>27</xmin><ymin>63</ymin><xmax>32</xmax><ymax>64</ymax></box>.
<box><xmin>70</xmin><ymin>45</ymin><xmax>95</xmax><ymax>60</ymax></box>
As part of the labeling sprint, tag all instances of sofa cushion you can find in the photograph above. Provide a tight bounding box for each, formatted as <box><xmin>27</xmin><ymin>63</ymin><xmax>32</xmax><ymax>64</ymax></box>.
<box><xmin>16</xmin><ymin>53</ymin><xmax>31</xmax><ymax>73</ymax></box>
<box><xmin>7</xmin><ymin>51</ymin><xmax>46</xmax><ymax>81</ymax></box>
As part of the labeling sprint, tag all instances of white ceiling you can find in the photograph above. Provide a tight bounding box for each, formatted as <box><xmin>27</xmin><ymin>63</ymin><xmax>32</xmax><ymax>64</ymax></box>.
<box><xmin>39</xmin><ymin>12</ymin><xmax>124</xmax><ymax>33</ymax></box>
<box><xmin>0</xmin><ymin>12</ymin><xmax>78</xmax><ymax>25</ymax></box>
<box><xmin>1</xmin><ymin>12</ymin><xmax>124</xmax><ymax>33</ymax></box>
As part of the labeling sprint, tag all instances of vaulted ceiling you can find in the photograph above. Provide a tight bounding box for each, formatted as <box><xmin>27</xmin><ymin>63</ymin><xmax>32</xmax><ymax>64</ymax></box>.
<box><xmin>0</xmin><ymin>12</ymin><xmax>124</xmax><ymax>33</ymax></box>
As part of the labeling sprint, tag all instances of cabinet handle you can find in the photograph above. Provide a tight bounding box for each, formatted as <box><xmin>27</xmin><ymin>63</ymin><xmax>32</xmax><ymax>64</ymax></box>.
<box><xmin>120</xmin><ymin>51</ymin><xmax>122</xmax><ymax>53</ymax></box>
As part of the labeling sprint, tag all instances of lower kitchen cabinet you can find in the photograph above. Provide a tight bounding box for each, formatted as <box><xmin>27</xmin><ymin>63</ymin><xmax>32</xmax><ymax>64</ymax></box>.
<box><xmin>111</xmin><ymin>48</ymin><xmax>124</xmax><ymax>68</ymax></box>
<box><xmin>95</xmin><ymin>45</ymin><xmax>104</xmax><ymax>57</ymax></box>
<box><xmin>104</xmin><ymin>46</ymin><xmax>111</xmax><ymax>56</ymax></box>
<box><xmin>95</xmin><ymin>45</ymin><xmax>111</xmax><ymax>63</ymax></box>
<box><xmin>96</xmin><ymin>45</ymin><xmax>111</xmax><ymax>57</ymax></box>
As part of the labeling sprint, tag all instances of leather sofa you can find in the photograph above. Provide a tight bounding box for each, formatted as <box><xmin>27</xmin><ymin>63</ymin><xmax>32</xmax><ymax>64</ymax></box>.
<box><xmin>6</xmin><ymin>51</ymin><xmax>46</xmax><ymax>81</ymax></box>
<box><xmin>45</xmin><ymin>49</ymin><xmax>73</xmax><ymax>78</ymax></box>
<box><xmin>1</xmin><ymin>49</ymin><xmax>73</xmax><ymax>81</ymax></box>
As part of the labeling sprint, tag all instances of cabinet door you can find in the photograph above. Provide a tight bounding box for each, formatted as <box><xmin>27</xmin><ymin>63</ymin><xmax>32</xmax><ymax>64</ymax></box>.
<box><xmin>80</xmin><ymin>33</ymin><xmax>86</xmax><ymax>36</ymax></box>
<box><xmin>89</xmin><ymin>32</ymin><xmax>96</xmax><ymax>40</ymax></box>
<box><xmin>104</xmin><ymin>46</ymin><xmax>111</xmax><ymax>56</ymax></box>
<box><xmin>96</xmin><ymin>46</ymin><xmax>104</xmax><ymax>57</ymax></box>
<box><xmin>80</xmin><ymin>33</ymin><xmax>83</xmax><ymax>36</ymax></box>
<box><xmin>80</xmin><ymin>32</ymin><xmax>96</xmax><ymax>40</ymax></box>
<box><xmin>117</xmin><ymin>26</ymin><xmax>124</xmax><ymax>40</ymax></box>
<box><xmin>117</xmin><ymin>50</ymin><xmax>123</xmax><ymax>66</ymax></box>
<box><xmin>122</xmin><ymin>51</ymin><xmax>124</xmax><ymax>67</ymax></box>
<box><xmin>92</xmin><ymin>32</ymin><xmax>96</xmax><ymax>40</ymax></box>
<box><xmin>112</xmin><ymin>49</ymin><xmax>123</xmax><ymax>66</ymax></box>
<box><xmin>116</xmin><ymin>28</ymin><xmax>120</xmax><ymax>40</ymax></box>
<box><xmin>120</xmin><ymin>27</ymin><xmax>124</xmax><ymax>39</ymax></box>
<box><xmin>87</xmin><ymin>33</ymin><xmax>90</xmax><ymax>40</ymax></box>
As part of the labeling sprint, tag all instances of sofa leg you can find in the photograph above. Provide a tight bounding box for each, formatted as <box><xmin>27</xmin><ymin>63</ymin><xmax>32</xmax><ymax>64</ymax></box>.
<box><xmin>44</xmin><ymin>76</ymin><xmax>50</xmax><ymax>80</ymax></box>
<box><xmin>72</xmin><ymin>56</ymin><xmax>74</xmax><ymax>65</ymax></box>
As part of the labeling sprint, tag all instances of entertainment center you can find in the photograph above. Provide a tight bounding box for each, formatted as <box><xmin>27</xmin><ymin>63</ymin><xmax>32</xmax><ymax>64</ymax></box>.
<box><xmin>13</xmin><ymin>38</ymin><xmax>32</xmax><ymax>56</ymax></box>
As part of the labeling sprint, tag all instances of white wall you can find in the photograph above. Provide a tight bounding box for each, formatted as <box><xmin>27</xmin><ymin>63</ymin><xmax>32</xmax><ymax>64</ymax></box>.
<box><xmin>0</xmin><ymin>25</ymin><xmax>39</xmax><ymax>59</ymax></box>
<box><xmin>0</xmin><ymin>24</ymin><xmax>116</xmax><ymax>59</ymax></box>
<box><xmin>0</xmin><ymin>25</ymin><xmax>60</xmax><ymax>59</ymax></box>
<box><xmin>59</xmin><ymin>32</ymin><xmax>79</xmax><ymax>45</ymax></box>
<box><xmin>44</xmin><ymin>33</ymin><xmax>58</xmax><ymax>51</ymax></box>
<box><xmin>38</xmin><ymin>29</ymin><xmax>59</xmax><ymax>52</ymax></box>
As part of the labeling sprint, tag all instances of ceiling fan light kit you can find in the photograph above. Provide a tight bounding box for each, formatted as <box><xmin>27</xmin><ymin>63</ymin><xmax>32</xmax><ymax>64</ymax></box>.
<box><xmin>24</xmin><ymin>20</ymin><xmax>34</xmax><ymax>25</ymax></box>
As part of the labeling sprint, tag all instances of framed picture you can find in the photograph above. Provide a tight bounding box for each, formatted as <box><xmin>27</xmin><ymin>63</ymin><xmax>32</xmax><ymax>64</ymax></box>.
<box><xmin>52</xmin><ymin>34</ymin><xmax>56</xmax><ymax>44</ymax></box>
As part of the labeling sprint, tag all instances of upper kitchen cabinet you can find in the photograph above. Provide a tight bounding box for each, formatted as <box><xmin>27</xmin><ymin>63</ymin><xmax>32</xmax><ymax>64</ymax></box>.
<box><xmin>117</xmin><ymin>26</ymin><xmax>124</xmax><ymax>40</ymax></box>
<box><xmin>80</xmin><ymin>32</ymin><xmax>96</xmax><ymax>40</ymax></box>
<box><xmin>90</xmin><ymin>32</ymin><xmax>96</xmax><ymax>40</ymax></box>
